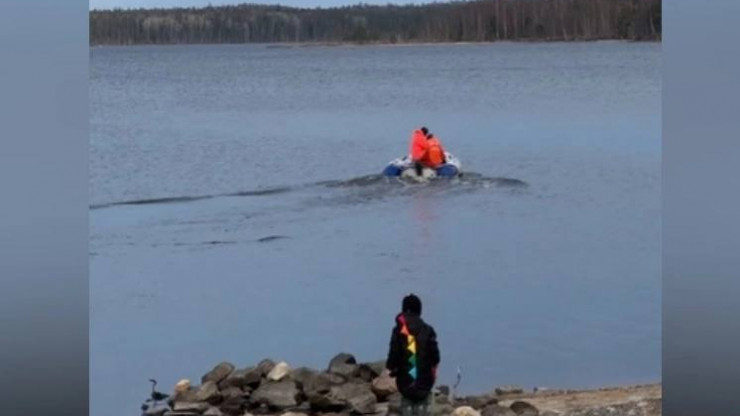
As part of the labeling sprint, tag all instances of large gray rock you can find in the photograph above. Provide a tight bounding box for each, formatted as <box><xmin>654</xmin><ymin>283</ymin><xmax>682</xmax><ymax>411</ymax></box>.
<box><xmin>370</xmin><ymin>370</ymin><xmax>397</xmax><ymax>400</ymax></box>
<box><xmin>329</xmin><ymin>353</ymin><xmax>360</xmax><ymax>379</ymax></box>
<box><xmin>290</xmin><ymin>367</ymin><xmax>318</xmax><ymax>389</ymax></box>
<box><xmin>257</xmin><ymin>359</ymin><xmax>277</xmax><ymax>377</ymax></box>
<box><xmin>220</xmin><ymin>367</ymin><xmax>263</xmax><ymax>390</ymax></box>
<box><xmin>203</xmin><ymin>362</ymin><xmax>236</xmax><ymax>385</ymax></box>
<box><xmin>307</xmin><ymin>379</ymin><xmax>346</xmax><ymax>412</ymax></box>
<box><xmin>509</xmin><ymin>401</ymin><xmax>538</xmax><ymax>416</ymax></box>
<box><xmin>194</xmin><ymin>381</ymin><xmax>222</xmax><ymax>404</ymax></box>
<box><xmin>481</xmin><ymin>404</ymin><xmax>517</xmax><ymax>416</ymax></box>
<box><xmin>303</xmin><ymin>371</ymin><xmax>345</xmax><ymax>396</ymax></box>
<box><xmin>250</xmin><ymin>380</ymin><xmax>301</xmax><ymax>409</ymax></box>
<box><xmin>174</xmin><ymin>401</ymin><xmax>211</xmax><ymax>413</ymax></box>
<box><xmin>331</xmin><ymin>382</ymin><xmax>377</xmax><ymax>414</ymax></box>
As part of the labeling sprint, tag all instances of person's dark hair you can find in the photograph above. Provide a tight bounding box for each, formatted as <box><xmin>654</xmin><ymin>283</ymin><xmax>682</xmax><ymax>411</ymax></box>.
<box><xmin>426</xmin><ymin>134</ymin><xmax>434</xmax><ymax>140</ymax></box>
<box><xmin>402</xmin><ymin>293</ymin><xmax>422</xmax><ymax>315</ymax></box>
<box><xmin>420</xmin><ymin>127</ymin><xmax>429</xmax><ymax>135</ymax></box>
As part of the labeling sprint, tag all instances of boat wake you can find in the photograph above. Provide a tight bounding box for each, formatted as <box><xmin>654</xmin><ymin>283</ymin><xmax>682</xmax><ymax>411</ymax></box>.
<box><xmin>90</xmin><ymin>173</ymin><xmax>527</xmax><ymax>210</ymax></box>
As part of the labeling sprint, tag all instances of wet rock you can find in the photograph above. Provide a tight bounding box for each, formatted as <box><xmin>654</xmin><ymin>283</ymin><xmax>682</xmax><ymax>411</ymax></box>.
<box><xmin>203</xmin><ymin>362</ymin><xmax>236</xmax><ymax>385</ymax></box>
<box><xmin>267</xmin><ymin>362</ymin><xmax>291</xmax><ymax>382</ymax></box>
<box><xmin>204</xmin><ymin>407</ymin><xmax>224</xmax><ymax>416</ymax></box>
<box><xmin>509</xmin><ymin>401</ymin><xmax>538</xmax><ymax>416</ymax></box>
<box><xmin>481</xmin><ymin>404</ymin><xmax>516</xmax><ymax>416</ymax></box>
<box><xmin>329</xmin><ymin>353</ymin><xmax>360</xmax><ymax>379</ymax></box>
<box><xmin>494</xmin><ymin>386</ymin><xmax>524</xmax><ymax>396</ymax></box>
<box><xmin>371</xmin><ymin>370</ymin><xmax>397</xmax><ymax>400</ymax></box>
<box><xmin>453</xmin><ymin>406</ymin><xmax>481</xmax><ymax>416</ymax></box>
<box><xmin>257</xmin><ymin>359</ymin><xmax>277</xmax><ymax>377</ymax></box>
<box><xmin>281</xmin><ymin>413</ymin><xmax>309</xmax><ymax>416</ymax></box>
<box><xmin>220</xmin><ymin>367</ymin><xmax>263</xmax><ymax>390</ymax></box>
<box><xmin>174</xmin><ymin>401</ymin><xmax>211</xmax><ymax>413</ymax></box>
<box><xmin>250</xmin><ymin>380</ymin><xmax>301</xmax><ymax>409</ymax></box>
<box><xmin>194</xmin><ymin>381</ymin><xmax>222</xmax><ymax>404</ymax></box>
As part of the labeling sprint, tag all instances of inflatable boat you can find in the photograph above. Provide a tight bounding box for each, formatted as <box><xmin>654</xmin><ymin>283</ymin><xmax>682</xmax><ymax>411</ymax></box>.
<box><xmin>382</xmin><ymin>152</ymin><xmax>462</xmax><ymax>180</ymax></box>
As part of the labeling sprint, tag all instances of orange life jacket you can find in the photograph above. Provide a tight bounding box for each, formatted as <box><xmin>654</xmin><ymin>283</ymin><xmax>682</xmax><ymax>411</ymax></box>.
<box><xmin>424</xmin><ymin>137</ymin><xmax>446</xmax><ymax>167</ymax></box>
<box><xmin>410</xmin><ymin>129</ymin><xmax>428</xmax><ymax>161</ymax></box>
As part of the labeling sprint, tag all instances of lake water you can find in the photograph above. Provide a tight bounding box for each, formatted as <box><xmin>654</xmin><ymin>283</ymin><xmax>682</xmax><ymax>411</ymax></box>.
<box><xmin>90</xmin><ymin>42</ymin><xmax>661</xmax><ymax>416</ymax></box>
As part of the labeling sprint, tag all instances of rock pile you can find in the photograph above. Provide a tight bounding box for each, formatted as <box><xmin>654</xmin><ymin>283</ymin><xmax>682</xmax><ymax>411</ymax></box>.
<box><xmin>144</xmin><ymin>354</ymin><xmax>403</xmax><ymax>416</ymax></box>
<box><xmin>141</xmin><ymin>354</ymin><xmax>656</xmax><ymax>416</ymax></box>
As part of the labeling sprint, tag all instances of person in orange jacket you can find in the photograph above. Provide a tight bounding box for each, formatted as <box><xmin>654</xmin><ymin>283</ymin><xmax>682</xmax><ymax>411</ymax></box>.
<box><xmin>409</xmin><ymin>127</ymin><xmax>429</xmax><ymax>162</ymax></box>
<box><xmin>421</xmin><ymin>134</ymin><xmax>446</xmax><ymax>168</ymax></box>
<box><xmin>409</xmin><ymin>127</ymin><xmax>447</xmax><ymax>176</ymax></box>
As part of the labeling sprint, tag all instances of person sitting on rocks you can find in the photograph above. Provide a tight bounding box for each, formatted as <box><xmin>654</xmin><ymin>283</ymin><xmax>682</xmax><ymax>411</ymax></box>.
<box><xmin>386</xmin><ymin>293</ymin><xmax>440</xmax><ymax>416</ymax></box>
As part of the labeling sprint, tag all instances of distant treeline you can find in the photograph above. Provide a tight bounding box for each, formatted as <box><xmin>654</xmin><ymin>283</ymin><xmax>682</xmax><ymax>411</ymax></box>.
<box><xmin>90</xmin><ymin>0</ymin><xmax>661</xmax><ymax>46</ymax></box>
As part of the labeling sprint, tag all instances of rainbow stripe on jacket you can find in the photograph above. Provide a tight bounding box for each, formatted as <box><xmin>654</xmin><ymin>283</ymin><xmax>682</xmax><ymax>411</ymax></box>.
<box><xmin>398</xmin><ymin>314</ymin><xmax>418</xmax><ymax>380</ymax></box>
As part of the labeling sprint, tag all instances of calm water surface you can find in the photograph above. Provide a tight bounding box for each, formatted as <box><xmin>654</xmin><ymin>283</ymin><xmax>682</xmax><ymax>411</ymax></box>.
<box><xmin>90</xmin><ymin>42</ymin><xmax>660</xmax><ymax>416</ymax></box>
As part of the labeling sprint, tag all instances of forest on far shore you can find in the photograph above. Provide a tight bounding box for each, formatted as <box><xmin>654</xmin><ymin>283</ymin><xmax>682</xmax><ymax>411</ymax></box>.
<box><xmin>90</xmin><ymin>0</ymin><xmax>661</xmax><ymax>45</ymax></box>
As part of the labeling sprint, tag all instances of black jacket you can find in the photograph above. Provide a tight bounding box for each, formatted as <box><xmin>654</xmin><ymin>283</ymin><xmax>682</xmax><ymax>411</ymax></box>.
<box><xmin>386</xmin><ymin>312</ymin><xmax>440</xmax><ymax>401</ymax></box>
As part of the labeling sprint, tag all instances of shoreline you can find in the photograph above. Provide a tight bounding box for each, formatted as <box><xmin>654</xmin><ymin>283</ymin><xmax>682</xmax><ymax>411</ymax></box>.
<box><xmin>141</xmin><ymin>355</ymin><xmax>661</xmax><ymax>416</ymax></box>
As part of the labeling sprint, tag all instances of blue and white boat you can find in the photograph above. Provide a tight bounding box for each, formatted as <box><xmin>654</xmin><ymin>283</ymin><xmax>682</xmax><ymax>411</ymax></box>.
<box><xmin>382</xmin><ymin>152</ymin><xmax>462</xmax><ymax>179</ymax></box>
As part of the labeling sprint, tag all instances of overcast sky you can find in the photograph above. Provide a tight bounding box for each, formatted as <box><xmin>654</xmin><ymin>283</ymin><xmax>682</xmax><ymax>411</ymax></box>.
<box><xmin>90</xmin><ymin>0</ymin><xmax>420</xmax><ymax>11</ymax></box>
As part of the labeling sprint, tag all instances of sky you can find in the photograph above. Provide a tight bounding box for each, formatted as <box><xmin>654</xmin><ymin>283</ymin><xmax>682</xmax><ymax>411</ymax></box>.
<box><xmin>89</xmin><ymin>0</ymin><xmax>420</xmax><ymax>11</ymax></box>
